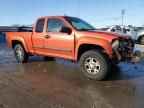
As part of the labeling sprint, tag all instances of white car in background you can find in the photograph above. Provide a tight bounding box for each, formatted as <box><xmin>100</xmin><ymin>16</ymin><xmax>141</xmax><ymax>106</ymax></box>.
<box><xmin>103</xmin><ymin>25</ymin><xmax>144</xmax><ymax>44</ymax></box>
<box><xmin>136</xmin><ymin>27</ymin><xmax>144</xmax><ymax>42</ymax></box>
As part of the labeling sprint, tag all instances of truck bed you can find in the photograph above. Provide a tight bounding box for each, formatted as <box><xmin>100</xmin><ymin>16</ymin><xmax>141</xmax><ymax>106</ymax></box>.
<box><xmin>6</xmin><ymin>32</ymin><xmax>34</xmax><ymax>53</ymax></box>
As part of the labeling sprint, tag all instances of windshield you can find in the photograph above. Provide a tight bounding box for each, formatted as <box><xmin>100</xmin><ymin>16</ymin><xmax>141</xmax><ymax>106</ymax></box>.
<box><xmin>65</xmin><ymin>17</ymin><xmax>95</xmax><ymax>31</ymax></box>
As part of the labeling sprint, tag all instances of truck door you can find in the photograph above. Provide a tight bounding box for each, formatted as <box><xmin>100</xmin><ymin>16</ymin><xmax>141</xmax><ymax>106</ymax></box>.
<box><xmin>43</xmin><ymin>18</ymin><xmax>74</xmax><ymax>60</ymax></box>
<box><xmin>32</xmin><ymin>18</ymin><xmax>46</xmax><ymax>55</ymax></box>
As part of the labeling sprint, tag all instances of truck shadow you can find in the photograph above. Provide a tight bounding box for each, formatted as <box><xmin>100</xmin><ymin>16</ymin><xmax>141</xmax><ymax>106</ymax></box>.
<box><xmin>105</xmin><ymin>64</ymin><xmax>144</xmax><ymax>81</ymax></box>
<box><xmin>28</xmin><ymin>57</ymin><xmax>144</xmax><ymax>81</ymax></box>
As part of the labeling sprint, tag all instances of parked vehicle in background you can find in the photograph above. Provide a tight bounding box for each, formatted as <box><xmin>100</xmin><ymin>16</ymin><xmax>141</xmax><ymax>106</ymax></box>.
<box><xmin>136</xmin><ymin>27</ymin><xmax>144</xmax><ymax>44</ymax></box>
<box><xmin>0</xmin><ymin>26</ymin><xmax>33</xmax><ymax>32</ymax></box>
<box><xmin>6</xmin><ymin>16</ymin><xmax>137</xmax><ymax>81</ymax></box>
<box><xmin>0</xmin><ymin>26</ymin><xmax>33</xmax><ymax>43</ymax></box>
<box><xmin>103</xmin><ymin>25</ymin><xmax>144</xmax><ymax>44</ymax></box>
<box><xmin>136</xmin><ymin>27</ymin><xmax>144</xmax><ymax>31</ymax></box>
<box><xmin>0</xmin><ymin>33</ymin><xmax>6</xmax><ymax>42</ymax></box>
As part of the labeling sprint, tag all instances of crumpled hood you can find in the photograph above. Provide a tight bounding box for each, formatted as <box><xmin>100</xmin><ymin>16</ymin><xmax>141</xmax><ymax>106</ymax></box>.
<box><xmin>79</xmin><ymin>30</ymin><xmax>131</xmax><ymax>43</ymax></box>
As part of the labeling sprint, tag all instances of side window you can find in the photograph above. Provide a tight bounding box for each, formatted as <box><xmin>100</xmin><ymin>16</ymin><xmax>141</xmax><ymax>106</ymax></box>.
<box><xmin>35</xmin><ymin>19</ymin><xmax>45</xmax><ymax>33</ymax></box>
<box><xmin>116</xmin><ymin>26</ymin><xmax>122</xmax><ymax>31</ymax></box>
<box><xmin>47</xmin><ymin>18</ymin><xmax>67</xmax><ymax>32</ymax></box>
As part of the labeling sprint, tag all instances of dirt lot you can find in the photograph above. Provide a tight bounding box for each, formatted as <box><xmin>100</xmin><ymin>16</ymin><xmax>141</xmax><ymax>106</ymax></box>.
<box><xmin>0</xmin><ymin>43</ymin><xmax>144</xmax><ymax>108</ymax></box>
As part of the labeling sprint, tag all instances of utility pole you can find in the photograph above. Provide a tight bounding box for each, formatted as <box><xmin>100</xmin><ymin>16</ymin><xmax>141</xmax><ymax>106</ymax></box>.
<box><xmin>122</xmin><ymin>9</ymin><xmax>125</xmax><ymax>25</ymax></box>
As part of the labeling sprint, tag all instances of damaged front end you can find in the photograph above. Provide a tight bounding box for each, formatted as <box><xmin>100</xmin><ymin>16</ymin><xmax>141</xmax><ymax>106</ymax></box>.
<box><xmin>112</xmin><ymin>38</ymin><xmax>142</xmax><ymax>63</ymax></box>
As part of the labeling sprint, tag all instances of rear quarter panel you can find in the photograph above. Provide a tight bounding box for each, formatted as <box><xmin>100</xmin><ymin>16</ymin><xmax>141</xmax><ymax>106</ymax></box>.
<box><xmin>6</xmin><ymin>32</ymin><xmax>34</xmax><ymax>53</ymax></box>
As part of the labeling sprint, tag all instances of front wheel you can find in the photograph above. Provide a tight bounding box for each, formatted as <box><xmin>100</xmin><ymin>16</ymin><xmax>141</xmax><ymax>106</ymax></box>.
<box><xmin>79</xmin><ymin>50</ymin><xmax>109</xmax><ymax>81</ymax></box>
<box><xmin>14</xmin><ymin>44</ymin><xmax>29</xmax><ymax>63</ymax></box>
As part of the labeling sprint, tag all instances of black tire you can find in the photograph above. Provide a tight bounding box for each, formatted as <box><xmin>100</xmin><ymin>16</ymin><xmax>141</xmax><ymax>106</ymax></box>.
<box><xmin>14</xmin><ymin>44</ymin><xmax>29</xmax><ymax>63</ymax></box>
<box><xmin>79</xmin><ymin>50</ymin><xmax>109</xmax><ymax>81</ymax></box>
<box><xmin>139</xmin><ymin>36</ymin><xmax>144</xmax><ymax>45</ymax></box>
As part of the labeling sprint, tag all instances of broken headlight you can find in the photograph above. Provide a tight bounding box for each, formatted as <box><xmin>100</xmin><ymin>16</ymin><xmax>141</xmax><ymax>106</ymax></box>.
<box><xmin>112</xmin><ymin>38</ymin><xmax>135</xmax><ymax>61</ymax></box>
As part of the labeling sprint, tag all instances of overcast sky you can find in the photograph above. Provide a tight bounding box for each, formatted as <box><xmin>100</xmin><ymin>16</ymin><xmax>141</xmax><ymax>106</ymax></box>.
<box><xmin>0</xmin><ymin>0</ymin><xmax>144</xmax><ymax>28</ymax></box>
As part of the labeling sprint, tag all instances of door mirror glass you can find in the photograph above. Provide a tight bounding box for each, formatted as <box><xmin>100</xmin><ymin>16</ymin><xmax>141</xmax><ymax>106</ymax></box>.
<box><xmin>60</xmin><ymin>26</ymin><xmax>72</xmax><ymax>34</ymax></box>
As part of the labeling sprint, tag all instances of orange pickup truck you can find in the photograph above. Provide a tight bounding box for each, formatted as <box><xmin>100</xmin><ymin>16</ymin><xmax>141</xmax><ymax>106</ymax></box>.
<box><xmin>6</xmin><ymin>16</ymin><xmax>135</xmax><ymax>80</ymax></box>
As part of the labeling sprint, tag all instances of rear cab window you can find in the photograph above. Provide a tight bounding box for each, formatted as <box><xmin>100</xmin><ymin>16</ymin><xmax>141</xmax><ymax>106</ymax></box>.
<box><xmin>35</xmin><ymin>19</ymin><xmax>45</xmax><ymax>33</ymax></box>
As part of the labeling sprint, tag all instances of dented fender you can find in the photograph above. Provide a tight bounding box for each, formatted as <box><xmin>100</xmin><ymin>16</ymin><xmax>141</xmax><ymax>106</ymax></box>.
<box><xmin>75</xmin><ymin>37</ymin><xmax>114</xmax><ymax>60</ymax></box>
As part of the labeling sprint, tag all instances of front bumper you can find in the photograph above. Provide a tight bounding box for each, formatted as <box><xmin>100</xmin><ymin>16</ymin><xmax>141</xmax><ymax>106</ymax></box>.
<box><xmin>112</xmin><ymin>38</ymin><xmax>142</xmax><ymax>63</ymax></box>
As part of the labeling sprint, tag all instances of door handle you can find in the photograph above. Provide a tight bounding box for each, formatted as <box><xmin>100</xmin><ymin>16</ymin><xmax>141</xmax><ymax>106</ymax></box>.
<box><xmin>44</xmin><ymin>35</ymin><xmax>51</xmax><ymax>39</ymax></box>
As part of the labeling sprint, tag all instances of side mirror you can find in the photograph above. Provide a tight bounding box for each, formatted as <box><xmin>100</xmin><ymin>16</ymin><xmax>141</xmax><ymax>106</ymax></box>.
<box><xmin>60</xmin><ymin>26</ymin><xmax>72</xmax><ymax>34</ymax></box>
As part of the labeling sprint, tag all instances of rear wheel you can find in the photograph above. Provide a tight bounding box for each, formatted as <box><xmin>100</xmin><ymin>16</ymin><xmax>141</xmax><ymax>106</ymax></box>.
<box><xmin>79</xmin><ymin>50</ymin><xmax>109</xmax><ymax>81</ymax></box>
<box><xmin>14</xmin><ymin>44</ymin><xmax>29</xmax><ymax>63</ymax></box>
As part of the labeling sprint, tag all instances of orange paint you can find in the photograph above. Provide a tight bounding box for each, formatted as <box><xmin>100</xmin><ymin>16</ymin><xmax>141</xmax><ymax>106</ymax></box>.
<box><xmin>6</xmin><ymin>16</ymin><xmax>130</xmax><ymax>61</ymax></box>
